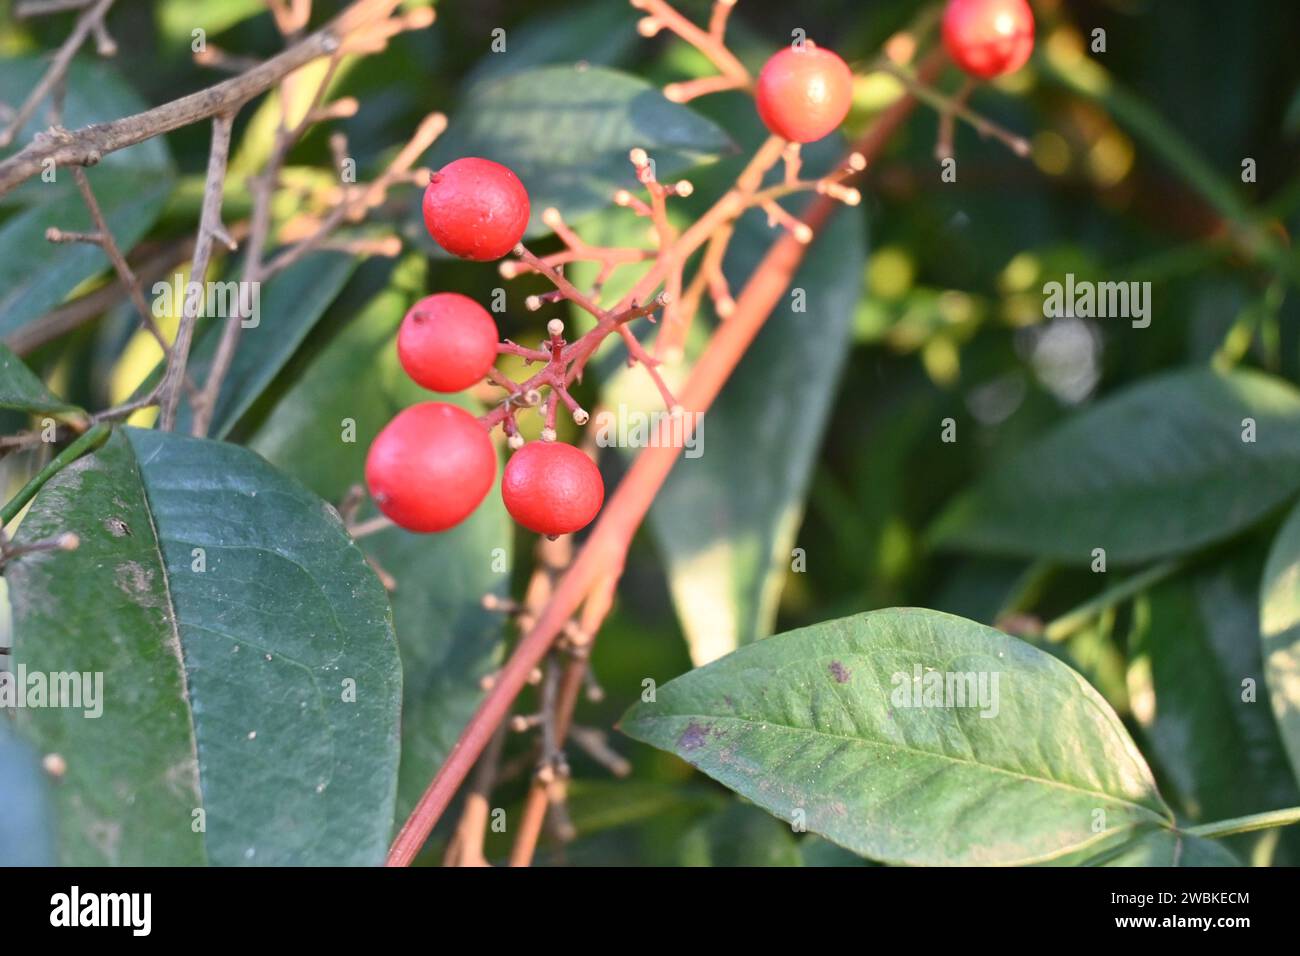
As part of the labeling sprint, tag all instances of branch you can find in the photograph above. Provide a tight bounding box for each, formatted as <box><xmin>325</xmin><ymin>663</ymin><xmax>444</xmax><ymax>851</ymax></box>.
<box><xmin>4</xmin><ymin>231</ymin><xmax>234</xmax><ymax>357</ymax></box>
<box><xmin>0</xmin><ymin>0</ymin><xmax>406</xmax><ymax>195</ymax></box>
<box><xmin>188</xmin><ymin>108</ymin><xmax>443</xmax><ymax>438</ymax></box>
<box><xmin>508</xmin><ymin>569</ymin><xmax>616</xmax><ymax>866</ymax></box>
<box><xmin>68</xmin><ymin>167</ymin><xmax>170</xmax><ymax>354</ymax></box>
<box><xmin>15</xmin><ymin>0</ymin><xmax>95</xmax><ymax>16</ymax></box>
<box><xmin>0</xmin><ymin>0</ymin><xmax>115</xmax><ymax>149</ymax></box>
<box><xmin>632</xmin><ymin>0</ymin><xmax>750</xmax><ymax>101</ymax></box>
<box><xmin>440</xmin><ymin>725</ymin><xmax>507</xmax><ymax>867</ymax></box>
<box><xmin>875</xmin><ymin>60</ymin><xmax>1030</xmax><ymax>159</ymax></box>
<box><xmin>156</xmin><ymin>113</ymin><xmax>235</xmax><ymax>431</ymax></box>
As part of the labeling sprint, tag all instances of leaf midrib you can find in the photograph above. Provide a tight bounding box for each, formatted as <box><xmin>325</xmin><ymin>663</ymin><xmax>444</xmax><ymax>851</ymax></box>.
<box><xmin>131</xmin><ymin>439</ymin><xmax>210</xmax><ymax>866</ymax></box>
<box><xmin>631</xmin><ymin>709</ymin><xmax>1171</xmax><ymax>823</ymax></box>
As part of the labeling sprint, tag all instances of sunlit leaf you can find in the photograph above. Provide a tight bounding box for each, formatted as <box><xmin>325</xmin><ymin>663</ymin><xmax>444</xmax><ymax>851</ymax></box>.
<box><xmin>643</xmin><ymin>204</ymin><xmax>865</xmax><ymax>665</ymax></box>
<box><xmin>621</xmin><ymin>607</ymin><xmax>1172</xmax><ymax>865</ymax></box>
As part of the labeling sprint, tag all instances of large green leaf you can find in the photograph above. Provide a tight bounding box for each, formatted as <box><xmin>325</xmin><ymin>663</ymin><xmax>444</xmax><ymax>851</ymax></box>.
<box><xmin>249</xmin><ymin>258</ymin><xmax>512</xmax><ymax>822</ymax></box>
<box><xmin>427</xmin><ymin>65</ymin><xmax>733</xmax><ymax>239</ymax></box>
<box><xmin>620</xmin><ymin>607</ymin><xmax>1172</xmax><ymax>866</ymax></box>
<box><xmin>170</xmin><ymin>252</ymin><xmax>358</xmax><ymax>438</ymax></box>
<box><xmin>932</xmin><ymin>367</ymin><xmax>1300</xmax><ymax>564</ymax></box>
<box><xmin>7</xmin><ymin>428</ymin><xmax>401</xmax><ymax>865</ymax></box>
<box><xmin>1262</xmin><ymin>498</ymin><xmax>1300</xmax><ymax>787</ymax></box>
<box><xmin>643</xmin><ymin>204</ymin><xmax>865</xmax><ymax>666</ymax></box>
<box><xmin>1129</xmin><ymin>555</ymin><xmax>1300</xmax><ymax>858</ymax></box>
<box><xmin>0</xmin><ymin>720</ymin><xmax>55</xmax><ymax>866</ymax></box>
<box><xmin>0</xmin><ymin>343</ymin><xmax>84</xmax><ymax>420</ymax></box>
<box><xmin>0</xmin><ymin>60</ymin><xmax>175</xmax><ymax>339</ymax></box>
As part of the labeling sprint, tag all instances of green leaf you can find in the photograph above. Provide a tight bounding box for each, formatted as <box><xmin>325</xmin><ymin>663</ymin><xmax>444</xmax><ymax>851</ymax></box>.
<box><xmin>0</xmin><ymin>59</ymin><xmax>174</xmax><ymax>340</ymax></box>
<box><xmin>461</xmin><ymin>0</ymin><xmax>640</xmax><ymax>91</ymax></box>
<box><xmin>676</xmin><ymin>802</ymin><xmax>804</xmax><ymax>867</ymax></box>
<box><xmin>620</xmin><ymin>607</ymin><xmax>1172</xmax><ymax>866</ymax></box>
<box><xmin>429</xmin><ymin>65</ymin><xmax>733</xmax><ymax>239</ymax></box>
<box><xmin>157</xmin><ymin>0</ymin><xmax>266</xmax><ymax>47</ymax></box>
<box><xmin>248</xmin><ymin>258</ymin><xmax>512</xmax><ymax>822</ymax></box>
<box><xmin>1087</xmin><ymin>829</ymin><xmax>1240</xmax><ymax>867</ymax></box>
<box><xmin>932</xmin><ymin>367</ymin><xmax>1300</xmax><ymax>564</ymax></box>
<box><xmin>561</xmin><ymin>779</ymin><xmax>725</xmax><ymax>838</ymax></box>
<box><xmin>7</xmin><ymin>428</ymin><xmax>401</xmax><ymax>865</ymax></box>
<box><xmin>644</xmin><ymin>203</ymin><xmax>866</xmax><ymax>666</ymax></box>
<box><xmin>0</xmin><ymin>343</ymin><xmax>85</xmax><ymax>420</ymax></box>
<box><xmin>0</xmin><ymin>719</ymin><xmax>55</xmax><ymax>866</ymax></box>
<box><xmin>169</xmin><ymin>251</ymin><xmax>357</xmax><ymax>438</ymax></box>
<box><xmin>1129</xmin><ymin>556</ymin><xmax>1300</xmax><ymax>833</ymax></box>
<box><xmin>1262</xmin><ymin>498</ymin><xmax>1300</xmax><ymax>787</ymax></box>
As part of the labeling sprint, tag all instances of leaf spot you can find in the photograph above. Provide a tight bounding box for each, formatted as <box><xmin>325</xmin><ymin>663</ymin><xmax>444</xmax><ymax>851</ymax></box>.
<box><xmin>828</xmin><ymin>661</ymin><xmax>852</xmax><ymax>683</ymax></box>
<box><xmin>677</xmin><ymin>721</ymin><xmax>711</xmax><ymax>751</ymax></box>
<box><xmin>105</xmin><ymin>516</ymin><xmax>131</xmax><ymax>537</ymax></box>
<box><xmin>114</xmin><ymin>560</ymin><xmax>156</xmax><ymax>604</ymax></box>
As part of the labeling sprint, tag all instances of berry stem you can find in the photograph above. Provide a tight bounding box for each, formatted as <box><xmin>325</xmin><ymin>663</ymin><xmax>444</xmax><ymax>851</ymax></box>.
<box><xmin>632</xmin><ymin>0</ymin><xmax>750</xmax><ymax>92</ymax></box>
<box><xmin>876</xmin><ymin>58</ymin><xmax>1031</xmax><ymax>158</ymax></box>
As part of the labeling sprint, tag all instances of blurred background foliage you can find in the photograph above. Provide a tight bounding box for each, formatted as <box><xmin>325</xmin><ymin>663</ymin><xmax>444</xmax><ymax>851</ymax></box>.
<box><xmin>3</xmin><ymin>0</ymin><xmax>1300</xmax><ymax>865</ymax></box>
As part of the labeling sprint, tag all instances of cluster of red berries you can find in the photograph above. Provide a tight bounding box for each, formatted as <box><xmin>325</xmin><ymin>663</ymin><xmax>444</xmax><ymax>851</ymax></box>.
<box><xmin>367</xmin><ymin>0</ymin><xmax>1034</xmax><ymax>539</ymax></box>
<box><xmin>366</xmin><ymin>157</ymin><xmax>603</xmax><ymax>537</ymax></box>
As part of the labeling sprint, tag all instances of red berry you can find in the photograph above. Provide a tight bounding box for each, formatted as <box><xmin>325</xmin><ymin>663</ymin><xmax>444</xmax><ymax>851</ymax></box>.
<box><xmin>501</xmin><ymin>441</ymin><xmax>604</xmax><ymax>536</ymax></box>
<box><xmin>755</xmin><ymin>44</ymin><xmax>853</xmax><ymax>144</ymax></box>
<box><xmin>366</xmin><ymin>402</ymin><xmax>496</xmax><ymax>533</ymax></box>
<box><xmin>942</xmin><ymin>0</ymin><xmax>1035</xmax><ymax>80</ymax></box>
<box><xmin>398</xmin><ymin>293</ymin><xmax>499</xmax><ymax>393</ymax></box>
<box><xmin>422</xmin><ymin>157</ymin><xmax>530</xmax><ymax>261</ymax></box>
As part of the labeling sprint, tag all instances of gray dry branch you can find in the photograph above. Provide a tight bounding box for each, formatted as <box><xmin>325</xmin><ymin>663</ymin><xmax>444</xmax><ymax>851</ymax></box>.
<box><xmin>0</xmin><ymin>0</ymin><xmax>117</xmax><ymax>150</ymax></box>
